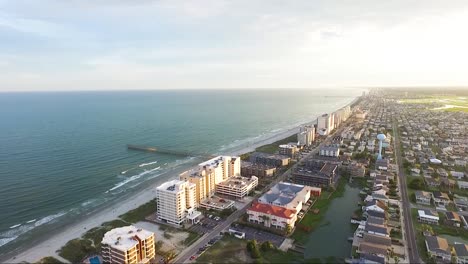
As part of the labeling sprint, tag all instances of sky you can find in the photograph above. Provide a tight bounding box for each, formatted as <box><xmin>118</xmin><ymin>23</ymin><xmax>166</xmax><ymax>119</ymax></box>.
<box><xmin>1</xmin><ymin>0</ymin><xmax>468</xmax><ymax>91</ymax></box>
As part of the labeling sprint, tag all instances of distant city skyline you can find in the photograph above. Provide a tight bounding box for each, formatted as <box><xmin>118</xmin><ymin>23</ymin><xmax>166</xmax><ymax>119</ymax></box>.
<box><xmin>1</xmin><ymin>0</ymin><xmax>468</xmax><ymax>91</ymax></box>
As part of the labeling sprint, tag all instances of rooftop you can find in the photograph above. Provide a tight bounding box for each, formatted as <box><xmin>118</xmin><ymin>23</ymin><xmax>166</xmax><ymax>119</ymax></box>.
<box><xmin>248</xmin><ymin>202</ymin><xmax>296</xmax><ymax>219</ymax></box>
<box><xmin>102</xmin><ymin>225</ymin><xmax>153</xmax><ymax>252</ymax></box>
<box><xmin>425</xmin><ymin>235</ymin><xmax>450</xmax><ymax>255</ymax></box>
<box><xmin>156</xmin><ymin>179</ymin><xmax>190</xmax><ymax>193</ymax></box>
<box><xmin>199</xmin><ymin>155</ymin><xmax>238</xmax><ymax>168</ymax></box>
<box><xmin>258</xmin><ymin>182</ymin><xmax>310</xmax><ymax>208</ymax></box>
<box><xmin>216</xmin><ymin>176</ymin><xmax>258</xmax><ymax>188</ymax></box>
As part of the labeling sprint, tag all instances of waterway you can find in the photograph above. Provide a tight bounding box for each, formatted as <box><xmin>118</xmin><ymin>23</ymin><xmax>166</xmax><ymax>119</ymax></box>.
<box><xmin>304</xmin><ymin>183</ymin><xmax>362</xmax><ymax>260</ymax></box>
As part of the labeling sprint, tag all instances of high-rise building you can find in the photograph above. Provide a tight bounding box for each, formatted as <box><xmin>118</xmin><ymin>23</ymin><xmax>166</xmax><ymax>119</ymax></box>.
<box><xmin>317</xmin><ymin>114</ymin><xmax>333</xmax><ymax>135</ymax></box>
<box><xmin>297</xmin><ymin>125</ymin><xmax>315</xmax><ymax>146</ymax></box>
<box><xmin>156</xmin><ymin>180</ymin><xmax>198</xmax><ymax>226</ymax></box>
<box><xmin>333</xmin><ymin>106</ymin><xmax>352</xmax><ymax>129</ymax></box>
<box><xmin>179</xmin><ymin>156</ymin><xmax>240</xmax><ymax>205</ymax></box>
<box><xmin>101</xmin><ymin>225</ymin><xmax>155</xmax><ymax>264</ymax></box>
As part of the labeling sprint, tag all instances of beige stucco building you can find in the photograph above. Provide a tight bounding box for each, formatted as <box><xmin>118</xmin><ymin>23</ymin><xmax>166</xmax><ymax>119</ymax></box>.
<box><xmin>101</xmin><ymin>225</ymin><xmax>155</xmax><ymax>264</ymax></box>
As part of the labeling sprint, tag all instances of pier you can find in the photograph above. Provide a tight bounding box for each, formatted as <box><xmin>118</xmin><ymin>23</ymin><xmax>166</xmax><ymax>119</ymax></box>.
<box><xmin>127</xmin><ymin>144</ymin><xmax>213</xmax><ymax>158</ymax></box>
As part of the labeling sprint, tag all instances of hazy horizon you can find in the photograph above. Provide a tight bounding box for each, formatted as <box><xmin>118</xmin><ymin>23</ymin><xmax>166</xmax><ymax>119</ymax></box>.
<box><xmin>1</xmin><ymin>0</ymin><xmax>468</xmax><ymax>91</ymax></box>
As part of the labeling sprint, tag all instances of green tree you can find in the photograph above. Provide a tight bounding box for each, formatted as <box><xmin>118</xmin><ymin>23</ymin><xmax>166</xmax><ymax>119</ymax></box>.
<box><xmin>260</xmin><ymin>241</ymin><xmax>274</xmax><ymax>251</ymax></box>
<box><xmin>285</xmin><ymin>224</ymin><xmax>293</xmax><ymax>235</ymax></box>
<box><xmin>409</xmin><ymin>178</ymin><xmax>424</xmax><ymax>190</ymax></box>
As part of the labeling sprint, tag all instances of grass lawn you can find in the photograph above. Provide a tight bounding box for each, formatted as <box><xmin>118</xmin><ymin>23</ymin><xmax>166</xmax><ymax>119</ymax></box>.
<box><xmin>58</xmin><ymin>238</ymin><xmax>97</xmax><ymax>263</ymax></box>
<box><xmin>196</xmin><ymin>235</ymin><xmax>304</xmax><ymax>264</ymax></box>
<box><xmin>119</xmin><ymin>199</ymin><xmax>157</xmax><ymax>223</ymax></box>
<box><xmin>195</xmin><ymin>235</ymin><xmax>251</xmax><ymax>264</ymax></box>
<box><xmin>37</xmin><ymin>256</ymin><xmax>65</xmax><ymax>264</ymax></box>
<box><xmin>183</xmin><ymin>231</ymin><xmax>201</xmax><ymax>246</ymax></box>
<box><xmin>255</xmin><ymin>134</ymin><xmax>297</xmax><ymax>154</ymax></box>
<box><xmin>262</xmin><ymin>249</ymin><xmax>303</xmax><ymax>263</ymax></box>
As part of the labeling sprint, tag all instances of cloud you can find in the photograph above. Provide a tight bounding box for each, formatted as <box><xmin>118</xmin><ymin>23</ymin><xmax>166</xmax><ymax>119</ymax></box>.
<box><xmin>0</xmin><ymin>0</ymin><xmax>468</xmax><ymax>91</ymax></box>
<box><xmin>0</xmin><ymin>13</ymin><xmax>65</xmax><ymax>37</ymax></box>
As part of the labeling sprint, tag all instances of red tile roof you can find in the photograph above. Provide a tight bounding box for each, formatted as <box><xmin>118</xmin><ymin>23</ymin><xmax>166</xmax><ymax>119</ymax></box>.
<box><xmin>248</xmin><ymin>202</ymin><xmax>296</xmax><ymax>219</ymax></box>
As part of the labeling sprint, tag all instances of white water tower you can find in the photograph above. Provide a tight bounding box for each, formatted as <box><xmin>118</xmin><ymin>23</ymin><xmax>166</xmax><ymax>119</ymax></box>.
<box><xmin>377</xmin><ymin>133</ymin><xmax>386</xmax><ymax>160</ymax></box>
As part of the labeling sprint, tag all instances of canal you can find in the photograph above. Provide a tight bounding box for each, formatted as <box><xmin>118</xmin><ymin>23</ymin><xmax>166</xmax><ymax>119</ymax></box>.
<box><xmin>304</xmin><ymin>183</ymin><xmax>362</xmax><ymax>260</ymax></box>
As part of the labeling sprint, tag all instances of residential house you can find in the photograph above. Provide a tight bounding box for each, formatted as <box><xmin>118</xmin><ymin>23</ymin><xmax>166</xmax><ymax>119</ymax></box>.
<box><xmin>453</xmin><ymin>243</ymin><xmax>468</xmax><ymax>264</ymax></box>
<box><xmin>367</xmin><ymin>216</ymin><xmax>386</xmax><ymax>226</ymax></box>
<box><xmin>364</xmin><ymin>210</ymin><xmax>387</xmax><ymax>221</ymax></box>
<box><xmin>424</xmin><ymin>235</ymin><xmax>452</xmax><ymax>262</ymax></box>
<box><xmin>433</xmin><ymin>191</ymin><xmax>451</xmax><ymax>207</ymax></box>
<box><xmin>365</xmin><ymin>223</ymin><xmax>389</xmax><ymax>237</ymax></box>
<box><xmin>358</xmin><ymin>243</ymin><xmax>388</xmax><ymax>259</ymax></box>
<box><xmin>452</xmin><ymin>171</ymin><xmax>465</xmax><ymax>180</ymax></box>
<box><xmin>459</xmin><ymin>181</ymin><xmax>468</xmax><ymax>190</ymax></box>
<box><xmin>425</xmin><ymin>177</ymin><xmax>440</xmax><ymax>188</ymax></box>
<box><xmin>445</xmin><ymin>211</ymin><xmax>462</xmax><ymax>227</ymax></box>
<box><xmin>363</xmin><ymin>200</ymin><xmax>387</xmax><ymax>214</ymax></box>
<box><xmin>415</xmin><ymin>191</ymin><xmax>432</xmax><ymax>206</ymax></box>
<box><xmin>411</xmin><ymin>168</ymin><xmax>421</xmax><ymax>176</ymax></box>
<box><xmin>455</xmin><ymin>197</ymin><xmax>468</xmax><ymax>211</ymax></box>
<box><xmin>418</xmin><ymin>209</ymin><xmax>439</xmax><ymax>225</ymax></box>
<box><xmin>359</xmin><ymin>254</ymin><xmax>385</xmax><ymax>264</ymax></box>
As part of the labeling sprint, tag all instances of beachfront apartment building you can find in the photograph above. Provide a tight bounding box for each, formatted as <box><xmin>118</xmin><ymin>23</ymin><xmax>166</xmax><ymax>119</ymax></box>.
<box><xmin>101</xmin><ymin>225</ymin><xmax>155</xmax><ymax>264</ymax></box>
<box><xmin>298</xmin><ymin>125</ymin><xmax>315</xmax><ymax>147</ymax></box>
<box><xmin>247</xmin><ymin>182</ymin><xmax>320</xmax><ymax>230</ymax></box>
<box><xmin>247</xmin><ymin>202</ymin><xmax>297</xmax><ymax>230</ymax></box>
<box><xmin>179</xmin><ymin>156</ymin><xmax>240</xmax><ymax>205</ymax></box>
<box><xmin>317</xmin><ymin>113</ymin><xmax>334</xmax><ymax>136</ymax></box>
<box><xmin>198</xmin><ymin>156</ymin><xmax>241</xmax><ymax>184</ymax></box>
<box><xmin>216</xmin><ymin>176</ymin><xmax>258</xmax><ymax>199</ymax></box>
<box><xmin>257</xmin><ymin>182</ymin><xmax>319</xmax><ymax>212</ymax></box>
<box><xmin>279</xmin><ymin>143</ymin><xmax>298</xmax><ymax>158</ymax></box>
<box><xmin>333</xmin><ymin>106</ymin><xmax>351</xmax><ymax>128</ymax></box>
<box><xmin>249</xmin><ymin>152</ymin><xmax>290</xmax><ymax>167</ymax></box>
<box><xmin>156</xmin><ymin>180</ymin><xmax>199</xmax><ymax>226</ymax></box>
<box><xmin>241</xmin><ymin>161</ymin><xmax>276</xmax><ymax>178</ymax></box>
<box><xmin>292</xmin><ymin>161</ymin><xmax>338</xmax><ymax>188</ymax></box>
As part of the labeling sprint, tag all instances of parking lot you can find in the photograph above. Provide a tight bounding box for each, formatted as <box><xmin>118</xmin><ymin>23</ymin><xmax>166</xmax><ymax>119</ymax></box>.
<box><xmin>189</xmin><ymin>215</ymin><xmax>224</xmax><ymax>235</ymax></box>
<box><xmin>229</xmin><ymin>224</ymin><xmax>285</xmax><ymax>248</ymax></box>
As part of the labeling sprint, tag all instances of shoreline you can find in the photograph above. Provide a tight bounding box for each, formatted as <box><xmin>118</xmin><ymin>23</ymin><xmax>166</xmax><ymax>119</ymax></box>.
<box><xmin>2</xmin><ymin>96</ymin><xmax>359</xmax><ymax>263</ymax></box>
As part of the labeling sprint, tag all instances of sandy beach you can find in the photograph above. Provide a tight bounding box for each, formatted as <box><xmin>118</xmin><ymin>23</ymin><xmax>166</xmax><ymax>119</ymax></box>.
<box><xmin>4</xmin><ymin>124</ymin><xmax>301</xmax><ymax>263</ymax></box>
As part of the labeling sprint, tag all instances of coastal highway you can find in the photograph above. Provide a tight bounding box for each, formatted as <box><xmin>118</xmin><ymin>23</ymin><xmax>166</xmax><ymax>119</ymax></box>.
<box><xmin>393</xmin><ymin>121</ymin><xmax>421</xmax><ymax>263</ymax></box>
<box><xmin>174</xmin><ymin>123</ymin><xmax>346</xmax><ymax>264</ymax></box>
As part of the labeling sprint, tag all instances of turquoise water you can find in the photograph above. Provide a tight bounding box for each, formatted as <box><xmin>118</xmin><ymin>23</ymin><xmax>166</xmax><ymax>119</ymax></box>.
<box><xmin>0</xmin><ymin>89</ymin><xmax>362</xmax><ymax>254</ymax></box>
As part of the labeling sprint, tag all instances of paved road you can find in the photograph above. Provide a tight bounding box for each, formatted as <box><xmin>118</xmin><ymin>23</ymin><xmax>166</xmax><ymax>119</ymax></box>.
<box><xmin>393</xmin><ymin>121</ymin><xmax>422</xmax><ymax>263</ymax></box>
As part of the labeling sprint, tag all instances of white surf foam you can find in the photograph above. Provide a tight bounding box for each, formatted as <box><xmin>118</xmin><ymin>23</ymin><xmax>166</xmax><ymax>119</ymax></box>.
<box><xmin>0</xmin><ymin>236</ymin><xmax>18</xmax><ymax>247</ymax></box>
<box><xmin>138</xmin><ymin>160</ymin><xmax>158</xmax><ymax>167</ymax></box>
<box><xmin>35</xmin><ymin>212</ymin><xmax>66</xmax><ymax>227</ymax></box>
<box><xmin>108</xmin><ymin>166</ymin><xmax>161</xmax><ymax>192</ymax></box>
<box><xmin>0</xmin><ymin>211</ymin><xmax>65</xmax><ymax>248</ymax></box>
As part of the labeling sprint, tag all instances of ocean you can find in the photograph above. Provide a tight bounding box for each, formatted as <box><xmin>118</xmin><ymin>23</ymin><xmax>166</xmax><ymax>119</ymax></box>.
<box><xmin>0</xmin><ymin>88</ymin><xmax>363</xmax><ymax>255</ymax></box>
